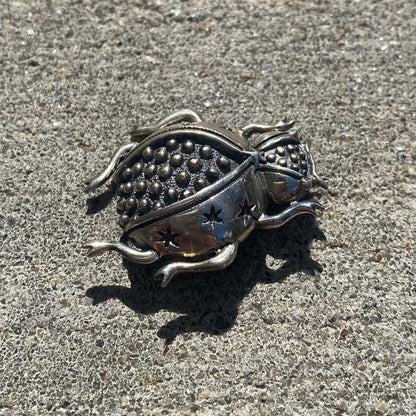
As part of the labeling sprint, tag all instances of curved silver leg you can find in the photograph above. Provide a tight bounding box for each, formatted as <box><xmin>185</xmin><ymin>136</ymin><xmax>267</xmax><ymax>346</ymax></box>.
<box><xmin>305</xmin><ymin>141</ymin><xmax>328</xmax><ymax>189</ymax></box>
<box><xmin>257</xmin><ymin>201</ymin><xmax>324</xmax><ymax>229</ymax></box>
<box><xmin>154</xmin><ymin>243</ymin><xmax>239</xmax><ymax>288</ymax></box>
<box><xmin>241</xmin><ymin>120</ymin><xmax>295</xmax><ymax>139</ymax></box>
<box><xmin>84</xmin><ymin>143</ymin><xmax>138</xmax><ymax>193</ymax></box>
<box><xmin>131</xmin><ymin>109</ymin><xmax>202</xmax><ymax>141</ymax></box>
<box><xmin>84</xmin><ymin>241</ymin><xmax>160</xmax><ymax>264</ymax></box>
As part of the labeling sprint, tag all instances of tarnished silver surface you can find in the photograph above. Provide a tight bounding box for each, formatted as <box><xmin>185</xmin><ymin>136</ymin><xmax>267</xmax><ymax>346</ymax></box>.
<box><xmin>84</xmin><ymin>110</ymin><xmax>326</xmax><ymax>287</ymax></box>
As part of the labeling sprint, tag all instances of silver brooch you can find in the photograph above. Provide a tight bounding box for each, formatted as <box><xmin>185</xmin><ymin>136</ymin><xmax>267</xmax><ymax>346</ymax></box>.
<box><xmin>84</xmin><ymin>110</ymin><xmax>326</xmax><ymax>287</ymax></box>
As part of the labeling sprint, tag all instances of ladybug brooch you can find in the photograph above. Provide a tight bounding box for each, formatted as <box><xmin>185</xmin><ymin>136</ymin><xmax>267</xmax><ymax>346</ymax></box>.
<box><xmin>84</xmin><ymin>110</ymin><xmax>326</xmax><ymax>287</ymax></box>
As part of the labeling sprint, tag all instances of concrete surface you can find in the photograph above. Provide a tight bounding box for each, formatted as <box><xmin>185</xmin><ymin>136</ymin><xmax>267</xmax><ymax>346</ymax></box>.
<box><xmin>1</xmin><ymin>0</ymin><xmax>415</xmax><ymax>415</ymax></box>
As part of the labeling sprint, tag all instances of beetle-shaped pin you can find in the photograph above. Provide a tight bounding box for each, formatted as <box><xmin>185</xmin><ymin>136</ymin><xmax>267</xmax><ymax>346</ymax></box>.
<box><xmin>84</xmin><ymin>110</ymin><xmax>326</xmax><ymax>287</ymax></box>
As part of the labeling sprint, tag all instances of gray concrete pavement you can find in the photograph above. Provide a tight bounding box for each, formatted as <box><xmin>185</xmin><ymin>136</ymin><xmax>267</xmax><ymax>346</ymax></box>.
<box><xmin>1</xmin><ymin>1</ymin><xmax>415</xmax><ymax>414</ymax></box>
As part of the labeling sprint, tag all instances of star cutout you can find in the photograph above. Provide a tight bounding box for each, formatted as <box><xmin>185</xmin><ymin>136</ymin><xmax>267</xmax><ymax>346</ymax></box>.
<box><xmin>237</xmin><ymin>199</ymin><xmax>257</xmax><ymax>225</ymax></box>
<box><xmin>158</xmin><ymin>226</ymin><xmax>181</xmax><ymax>249</ymax></box>
<box><xmin>203</xmin><ymin>205</ymin><xmax>224</xmax><ymax>224</ymax></box>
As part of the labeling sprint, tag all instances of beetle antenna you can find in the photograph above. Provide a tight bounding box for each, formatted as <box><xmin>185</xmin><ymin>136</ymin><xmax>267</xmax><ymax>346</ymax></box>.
<box><xmin>241</xmin><ymin>120</ymin><xmax>295</xmax><ymax>140</ymax></box>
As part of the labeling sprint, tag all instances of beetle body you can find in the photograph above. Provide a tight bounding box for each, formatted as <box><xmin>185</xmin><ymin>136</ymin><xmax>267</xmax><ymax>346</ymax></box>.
<box><xmin>84</xmin><ymin>110</ymin><xmax>325</xmax><ymax>286</ymax></box>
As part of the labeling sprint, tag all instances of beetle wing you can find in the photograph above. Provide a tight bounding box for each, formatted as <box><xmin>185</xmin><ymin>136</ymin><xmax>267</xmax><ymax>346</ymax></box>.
<box><xmin>114</xmin><ymin>125</ymin><xmax>254</xmax><ymax>230</ymax></box>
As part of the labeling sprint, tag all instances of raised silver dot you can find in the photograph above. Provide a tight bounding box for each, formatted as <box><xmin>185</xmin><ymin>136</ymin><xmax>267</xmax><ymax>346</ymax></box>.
<box><xmin>144</xmin><ymin>163</ymin><xmax>157</xmax><ymax>178</ymax></box>
<box><xmin>300</xmin><ymin>160</ymin><xmax>308</xmax><ymax>169</ymax></box>
<box><xmin>124</xmin><ymin>182</ymin><xmax>133</xmax><ymax>193</ymax></box>
<box><xmin>120</xmin><ymin>213</ymin><xmax>130</xmax><ymax>225</ymax></box>
<box><xmin>278</xmin><ymin>158</ymin><xmax>287</xmax><ymax>167</ymax></box>
<box><xmin>152</xmin><ymin>201</ymin><xmax>163</xmax><ymax>211</ymax></box>
<box><xmin>125</xmin><ymin>197</ymin><xmax>137</xmax><ymax>210</ymax></box>
<box><xmin>206</xmin><ymin>166</ymin><xmax>219</xmax><ymax>182</ymax></box>
<box><xmin>117</xmin><ymin>184</ymin><xmax>125</xmax><ymax>195</ymax></box>
<box><xmin>194</xmin><ymin>178</ymin><xmax>207</xmax><ymax>191</ymax></box>
<box><xmin>290</xmin><ymin>153</ymin><xmax>299</xmax><ymax>162</ymax></box>
<box><xmin>122</xmin><ymin>167</ymin><xmax>132</xmax><ymax>180</ymax></box>
<box><xmin>276</xmin><ymin>146</ymin><xmax>286</xmax><ymax>156</ymax></box>
<box><xmin>266</xmin><ymin>153</ymin><xmax>276</xmax><ymax>163</ymax></box>
<box><xmin>137</xmin><ymin>198</ymin><xmax>150</xmax><ymax>213</ymax></box>
<box><xmin>200</xmin><ymin>145</ymin><xmax>213</xmax><ymax>159</ymax></box>
<box><xmin>166</xmin><ymin>138</ymin><xmax>178</xmax><ymax>151</ymax></box>
<box><xmin>182</xmin><ymin>140</ymin><xmax>195</xmax><ymax>154</ymax></box>
<box><xmin>180</xmin><ymin>189</ymin><xmax>193</xmax><ymax>199</ymax></box>
<box><xmin>142</xmin><ymin>146</ymin><xmax>153</xmax><ymax>161</ymax></box>
<box><xmin>287</xmin><ymin>144</ymin><xmax>296</xmax><ymax>153</ymax></box>
<box><xmin>188</xmin><ymin>157</ymin><xmax>202</xmax><ymax>173</ymax></box>
<box><xmin>299</xmin><ymin>151</ymin><xmax>306</xmax><ymax>160</ymax></box>
<box><xmin>291</xmin><ymin>163</ymin><xmax>299</xmax><ymax>171</ymax></box>
<box><xmin>158</xmin><ymin>164</ymin><xmax>172</xmax><ymax>180</ymax></box>
<box><xmin>148</xmin><ymin>181</ymin><xmax>162</xmax><ymax>197</ymax></box>
<box><xmin>154</xmin><ymin>147</ymin><xmax>168</xmax><ymax>164</ymax></box>
<box><xmin>217</xmin><ymin>156</ymin><xmax>231</xmax><ymax>171</ymax></box>
<box><xmin>132</xmin><ymin>162</ymin><xmax>143</xmax><ymax>175</ymax></box>
<box><xmin>131</xmin><ymin>213</ymin><xmax>140</xmax><ymax>222</ymax></box>
<box><xmin>165</xmin><ymin>187</ymin><xmax>178</xmax><ymax>201</ymax></box>
<box><xmin>134</xmin><ymin>179</ymin><xmax>147</xmax><ymax>195</ymax></box>
<box><xmin>169</xmin><ymin>153</ymin><xmax>183</xmax><ymax>168</ymax></box>
<box><xmin>116</xmin><ymin>198</ymin><xmax>126</xmax><ymax>213</ymax></box>
<box><xmin>176</xmin><ymin>171</ymin><xmax>190</xmax><ymax>187</ymax></box>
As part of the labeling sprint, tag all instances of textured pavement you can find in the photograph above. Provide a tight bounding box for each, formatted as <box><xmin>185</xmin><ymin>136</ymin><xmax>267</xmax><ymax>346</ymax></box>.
<box><xmin>1</xmin><ymin>1</ymin><xmax>415</xmax><ymax>415</ymax></box>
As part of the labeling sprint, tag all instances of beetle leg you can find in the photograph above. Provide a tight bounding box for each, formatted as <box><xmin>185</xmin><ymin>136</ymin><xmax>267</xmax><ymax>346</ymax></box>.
<box><xmin>241</xmin><ymin>120</ymin><xmax>295</xmax><ymax>139</ymax></box>
<box><xmin>84</xmin><ymin>143</ymin><xmax>138</xmax><ymax>193</ymax></box>
<box><xmin>305</xmin><ymin>141</ymin><xmax>328</xmax><ymax>189</ymax></box>
<box><xmin>84</xmin><ymin>241</ymin><xmax>160</xmax><ymax>264</ymax></box>
<box><xmin>154</xmin><ymin>243</ymin><xmax>239</xmax><ymax>287</ymax></box>
<box><xmin>131</xmin><ymin>109</ymin><xmax>202</xmax><ymax>141</ymax></box>
<box><xmin>257</xmin><ymin>201</ymin><xmax>324</xmax><ymax>229</ymax></box>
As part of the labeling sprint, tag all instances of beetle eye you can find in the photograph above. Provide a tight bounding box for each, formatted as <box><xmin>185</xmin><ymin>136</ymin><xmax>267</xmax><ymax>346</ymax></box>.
<box><xmin>300</xmin><ymin>177</ymin><xmax>312</xmax><ymax>191</ymax></box>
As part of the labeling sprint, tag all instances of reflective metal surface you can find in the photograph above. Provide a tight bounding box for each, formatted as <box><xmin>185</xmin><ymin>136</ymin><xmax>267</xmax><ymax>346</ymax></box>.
<box><xmin>84</xmin><ymin>110</ymin><xmax>326</xmax><ymax>287</ymax></box>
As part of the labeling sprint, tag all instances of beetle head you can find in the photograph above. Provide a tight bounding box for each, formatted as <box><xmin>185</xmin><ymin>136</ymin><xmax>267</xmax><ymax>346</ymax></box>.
<box><xmin>252</xmin><ymin>129</ymin><xmax>326</xmax><ymax>205</ymax></box>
